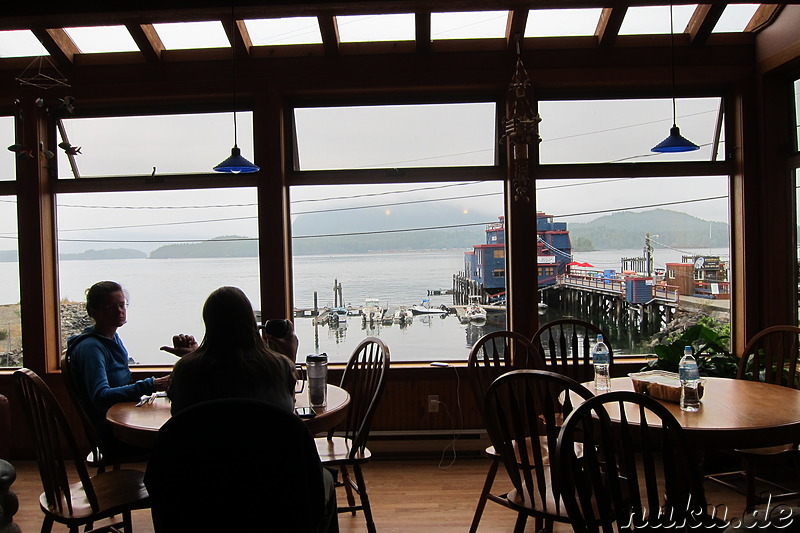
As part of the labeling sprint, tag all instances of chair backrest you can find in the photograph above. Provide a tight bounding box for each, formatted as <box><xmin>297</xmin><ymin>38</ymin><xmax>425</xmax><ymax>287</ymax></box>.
<box><xmin>332</xmin><ymin>337</ymin><xmax>390</xmax><ymax>456</ymax></box>
<box><xmin>467</xmin><ymin>330</ymin><xmax>545</xmax><ymax>419</ymax></box>
<box><xmin>483</xmin><ymin>369</ymin><xmax>594</xmax><ymax>518</ymax></box>
<box><xmin>13</xmin><ymin>368</ymin><xmax>98</xmax><ymax>516</ymax></box>
<box><xmin>737</xmin><ymin>325</ymin><xmax>800</xmax><ymax>388</ymax></box>
<box><xmin>60</xmin><ymin>351</ymin><xmax>104</xmax><ymax>465</ymax></box>
<box><xmin>144</xmin><ymin>398</ymin><xmax>326</xmax><ymax>532</ymax></box>
<box><xmin>532</xmin><ymin>319</ymin><xmax>613</xmax><ymax>382</ymax></box>
<box><xmin>556</xmin><ymin>391</ymin><xmax>708</xmax><ymax>531</ymax></box>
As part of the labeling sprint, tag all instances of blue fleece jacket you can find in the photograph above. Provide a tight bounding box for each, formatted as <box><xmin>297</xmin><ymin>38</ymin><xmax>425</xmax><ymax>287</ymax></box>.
<box><xmin>66</xmin><ymin>326</ymin><xmax>156</xmax><ymax>431</ymax></box>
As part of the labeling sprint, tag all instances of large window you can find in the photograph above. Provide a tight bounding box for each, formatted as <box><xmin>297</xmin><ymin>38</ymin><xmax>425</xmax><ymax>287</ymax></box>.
<box><xmin>0</xmin><ymin>116</ymin><xmax>13</xmax><ymax>181</ymax></box>
<box><xmin>291</xmin><ymin>102</ymin><xmax>504</xmax><ymax>363</ymax></box>
<box><xmin>538</xmin><ymin>97</ymin><xmax>725</xmax><ymax>164</ymax></box>
<box><xmin>0</xmin><ymin>196</ymin><xmax>19</xmax><ymax>367</ymax></box>
<box><xmin>293</xmin><ymin>102</ymin><xmax>497</xmax><ymax>170</ymax></box>
<box><xmin>290</xmin><ymin>181</ymin><xmax>504</xmax><ymax>363</ymax></box>
<box><xmin>56</xmin><ymin>188</ymin><xmax>259</xmax><ymax>365</ymax></box>
<box><xmin>56</xmin><ymin>111</ymin><xmax>254</xmax><ymax>178</ymax></box>
<box><xmin>537</xmin><ymin>175</ymin><xmax>731</xmax><ymax>354</ymax></box>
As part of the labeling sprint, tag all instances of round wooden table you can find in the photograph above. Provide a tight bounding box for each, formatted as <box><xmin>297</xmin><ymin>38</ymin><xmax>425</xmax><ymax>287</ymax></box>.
<box><xmin>600</xmin><ymin>376</ymin><xmax>800</xmax><ymax>449</ymax></box>
<box><xmin>106</xmin><ymin>383</ymin><xmax>350</xmax><ymax>448</ymax></box>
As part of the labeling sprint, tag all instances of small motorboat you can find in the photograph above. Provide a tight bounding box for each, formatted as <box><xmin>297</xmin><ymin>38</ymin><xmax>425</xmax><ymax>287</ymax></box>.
<box><xmin>410</xmin><ymin>299</ymin><xmax>446</xmax><ymax>315</ymax></box>
<box><xmin>393</xmin><ymin>306</ymin><xmax>413</xmax><ymax>324</ymax></box>
<box><xmin>463</xmin><ymin>299</ymin><xmax>487</xmax><ymax>323</ymax></box>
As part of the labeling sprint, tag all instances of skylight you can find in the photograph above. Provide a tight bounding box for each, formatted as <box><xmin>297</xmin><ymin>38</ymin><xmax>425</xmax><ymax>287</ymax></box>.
<box><xmin>526</xmin><ymin>8</ymin><xmax>603</xmax><ymax>37</ymax></box>
<box><xmin>64</xmin><ymin>26</ymin><xmax>139</xmax><ymax>54</ymax></box>
<box><xmin>0</xmin><ymin>30</ymin><xmax>44</xmax><ymax>58</ymax></box>
<box><xmin>336</xmin><ymin>14</ymin><xmax>415</xmax><ymax>43</ymax></box>
<box><xmin>431</xmin><ymin>11</ymin><xmax>508</xmax><ymax>40</ymax></box>
<box><xmin>618</xmin><ymin>5</ymin><xmax>697</xmax><ymax>35</ymax></box>
<box><xmin>244</xmin><ymin>17</ymin><xmax>322</xmax><ymax>45</ymax></box>
<box><xmin>713</xmin><ymin>4</ymin><xmax>761</xmax><ymax>32</ymax></box>
<box><xmin>152</xmin><ymin>21</ymin><xmax>230</xmax><ymax>50</ymax></box>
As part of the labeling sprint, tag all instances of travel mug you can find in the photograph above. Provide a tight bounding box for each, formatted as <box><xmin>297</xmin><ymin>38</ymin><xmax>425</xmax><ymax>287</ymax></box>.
<box><xmin>306</xmin><ymin>353</ymin><xmax>328</xmax><ymax>407</ymax></box>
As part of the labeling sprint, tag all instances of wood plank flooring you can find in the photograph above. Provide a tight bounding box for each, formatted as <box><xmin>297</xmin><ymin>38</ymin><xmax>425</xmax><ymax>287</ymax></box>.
<box><xmin>6</xmin><ymin>456</ymin><xmax>777</xmax><ymax>532</ymax></box>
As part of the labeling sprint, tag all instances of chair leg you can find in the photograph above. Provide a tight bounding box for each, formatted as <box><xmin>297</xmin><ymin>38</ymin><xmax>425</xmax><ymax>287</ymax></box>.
<box><xmin>339</xmin><ymin>464</ymin><xmax>358</xmax><ymax>515</ymax></box>
<box><xmin>122</xmin><ymin>510</ymin><xmax>133</xmax><ymax>532</ymax></box>
<box><xmin>353</xmin><ymin>464</ymin><xmax>376</xmax><ymax>533</ymax></box>
<box><xmin>513</xmin><ymin>512</ymin><xmax>528</xmax><ymax>533</ymax></box>
<box><xmin>469</xmin><ymin>457</ymin><xmax>500</xmax><ymax>533</ymax></box>
<box><xmin>40</xmin><ymin>516</ymin><xmax>54</xmax><ymax>533</ymax></box>
<box><xmin>743</xmin><ymin>455</ymin><xmax>757</xmax><ymax>510</ymax></box>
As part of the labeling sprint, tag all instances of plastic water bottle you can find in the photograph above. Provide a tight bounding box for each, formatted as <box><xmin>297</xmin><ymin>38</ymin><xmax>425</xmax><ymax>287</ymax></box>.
<box><xmin>306</xmin><ymin>353</ymin><xmax>328</xmax><ymax>407</ymax></box>
<box><xmin>592</xmin><ymin>334</ymin><xmax>610</xmax><ymax>392</ymax></box>
<box><xmin>679</xmin><ymin>346</ymin><xmax>701</xmax><ymax>412</ymax></box>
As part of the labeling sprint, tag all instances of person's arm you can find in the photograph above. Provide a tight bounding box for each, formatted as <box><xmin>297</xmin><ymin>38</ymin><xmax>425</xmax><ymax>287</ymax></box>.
<box><xmin>72</xmin><ymin>338</ymin><xmax>156</xmax><ymax>413</ymax></box>
<box><xmin>160</xmin><ymin>334</ymin><xmax>198</xmax><ymax>357</ymax></box>
<box><xmin>263</xmin><ymin>321</ymin><xmax>299</xmax><ymax>363</ymax></box>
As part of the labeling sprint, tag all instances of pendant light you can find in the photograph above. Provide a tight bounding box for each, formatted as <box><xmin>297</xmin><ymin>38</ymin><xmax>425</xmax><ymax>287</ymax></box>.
<box><xmin>214</xmin><ymin>6</ymin><xmax>259</xmax><ymax>173</ymax></box>
<box><xmin>651</xmin><ymin>5</ymin><xmax>699</xmax><ymax>153</ymax></box>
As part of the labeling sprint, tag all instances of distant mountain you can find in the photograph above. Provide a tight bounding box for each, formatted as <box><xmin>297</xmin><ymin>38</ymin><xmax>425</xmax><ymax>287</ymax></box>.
<box><xmin>149</xmin><ymin>235</ymin><xmax>257</xmax><ymax>259</ymax></box>
<box><xmin>569</xmin><ymin>209</ymin><xmax>729</xmax><ymax>250</ymax></box>
<box><xmin>139</xmin><ymin>208</ymin><xmax>729</xmax><ymax>259</ymax></box>
<box><xmin>60</xmin><ymin>248</ymin><xmax>147</xmax><ymax>260</ymax></box>
<box><xmin>291</xmin><ymin>202</ymin><xmax>494</xmax><ymax>254</ymax></box>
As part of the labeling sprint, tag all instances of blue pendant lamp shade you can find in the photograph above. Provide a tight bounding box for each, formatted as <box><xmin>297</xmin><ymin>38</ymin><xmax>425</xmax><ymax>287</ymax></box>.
<box><xmin>651</xmin><ymin>125</ymin><xmax>700</xmax><ymax>153</ymax></box>
<box><xmin>651</xmin><ymin>5</ymin><xmax>699</xmax><ymax>154</ymax></box>
<box><xmin>214</xmin><ymin>145</ymin><xmax>259</xmax><ymax>173</ymax></box>
<box><xmin>214</xmin><ymin>5</ymin><xmax>259</xmax><ymax>174</ymax></box>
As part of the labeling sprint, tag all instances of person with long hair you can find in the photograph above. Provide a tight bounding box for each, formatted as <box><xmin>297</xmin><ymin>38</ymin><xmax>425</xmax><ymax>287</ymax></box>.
<box><xmin>166</xmin><ymin>287</ymin><xmax>338</xmax><ymax>532</ymax></box>
<box><xmin>66</xmin><ymin>280</ymin><xmax>197</xmax><ymax>457</ymax></box>
<box><xmin>167</xmin><ymin>286</ymin><xmax>298</xmax><ymax>414</ymax></box>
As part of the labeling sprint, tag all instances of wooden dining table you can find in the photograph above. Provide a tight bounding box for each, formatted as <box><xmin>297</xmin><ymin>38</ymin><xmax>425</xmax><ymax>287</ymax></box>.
<box><xmin>597</xmin><ymin>376</ymin><xmax>800</xmax><ymax>449</ymax></box>
<box><xmin>106</xmin><ymin>383</ymin><xmax>350</xmax><ymax>448</ymax></box>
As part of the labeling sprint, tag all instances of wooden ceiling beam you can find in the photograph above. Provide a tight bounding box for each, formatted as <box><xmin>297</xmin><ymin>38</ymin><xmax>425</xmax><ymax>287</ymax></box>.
<box><xmin>745</xmin><ymin>4</ymin><xmax>785</xmax><ymax>32</ymax></box>
<box><xmin>506</xmin><ymin>9</ymin><xmax>529</xmax><ymax>52</ymax></box>
<box><xmin>415</xmin><ymin>11</ymin><xmax>431</xmax><ymax>54</ymax></box>
<box><xmin>596</xmin><ymin>7</ymin><xmax>626</xmax><ymax>48</ymax></box>
<box><xmin>125</xmin><ymin>23</ymin><xmax>165</xmax><ymax>63</ymax></box>
<box><xmin>220</xmin><ymin>19</ymin><xmax>252</xmax><ymax>59</ymax></box>
<box><xmin>28</xmin><ymin>27</ymin><xmax>78</xmax><ymax>66</ymax></box>
<box><xmin>687</xmin><ymin>5</ymin><xmax>726</xmax><ymax>46</ymax></box>
<box><xmin>317</xmin><ymin>12</ymin><xmax>341</xmax><ymax>55</ymax></box>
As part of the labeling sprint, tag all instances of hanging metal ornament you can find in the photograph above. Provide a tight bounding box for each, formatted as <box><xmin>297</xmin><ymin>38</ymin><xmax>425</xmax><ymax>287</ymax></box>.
<box><xmin>500</xmin><ymin>53</ymin><xmax>541</xmax><ymax>203</ymax></box>
<box><xmin>16</xmin><ymin>55</ymin><xmax>70</xmax><ymax>89</ymax></box>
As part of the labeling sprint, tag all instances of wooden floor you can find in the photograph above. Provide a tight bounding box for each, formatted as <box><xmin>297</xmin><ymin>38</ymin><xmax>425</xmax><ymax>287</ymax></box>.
<box><xmin>7</xmin><ymin>456</ymin><xmax>784</xmax><ymax>532</ymax></box>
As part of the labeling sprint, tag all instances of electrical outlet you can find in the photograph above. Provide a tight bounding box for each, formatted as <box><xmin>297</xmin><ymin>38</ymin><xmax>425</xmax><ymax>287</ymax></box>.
<box><xmin>428</xmin><ymin>394</ymin><xmax>439</xmax><ymax>413</ymax></box>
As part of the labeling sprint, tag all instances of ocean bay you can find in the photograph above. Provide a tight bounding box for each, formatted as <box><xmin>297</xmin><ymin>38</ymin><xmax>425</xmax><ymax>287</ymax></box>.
<box><xmin>0</xmin><ymin>246</ymin><xmax>729</xmax><ymax>365</ymax></box>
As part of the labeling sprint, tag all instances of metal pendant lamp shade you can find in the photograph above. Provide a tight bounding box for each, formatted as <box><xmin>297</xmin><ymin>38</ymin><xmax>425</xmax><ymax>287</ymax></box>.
<box><xmin>214</xmin><ymin>145</ymin><xmax>259</xmax><ymax>173</ymax></box>
<box><xmin>651</xmin><ymin>5</ymin><xmax>699</xmax><ymax>154</ymax></box>
<box><xmin>651</xmin><ymin>125</ymin><xmax>699</xmax><ymax>153</ymax></box>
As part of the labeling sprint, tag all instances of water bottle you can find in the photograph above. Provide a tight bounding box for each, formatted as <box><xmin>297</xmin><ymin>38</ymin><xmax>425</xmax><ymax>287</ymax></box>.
<box><xmin>592</xmin><ymin>334</ymin><xmax>610</xmax><ymax>392</ymax></box>
<box><xmin>306</xmin><ymin>353</ymin><xmax>328</xmax><ymax>407</ymax></box>
<box><xmin>679</xmin><ymin>346</ymin><xmax>701</xmax><ymax>412</ymax></box>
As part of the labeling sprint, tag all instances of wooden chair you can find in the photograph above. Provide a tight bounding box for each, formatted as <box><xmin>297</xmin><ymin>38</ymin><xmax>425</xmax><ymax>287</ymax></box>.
<box><xmin>709</xmin><ymin>325</ymin><xmax>800</xmax><ymax>507</ymax></box>
<box><xmin>466</xmin><ymin>331</ymin><xmax>546</xmax><ymax>532</ymax></box>
<box><xmin>556</xmin><ymin>391</ymin><xmax>712</xmax><ymax>531</ymax></box>
<box><xmin>60</xmin><ymin>352</ymin><xmax>148</xmax><ymax>474</ymax></box>
<box><xmin>14</xmin><ymin>368</ymin><xmax>150</xmax><ymax>533</ymax></box>
<box><xmin>315</xmin><ymin>336</ymin><xmax>389</xmax><ymax>533</ymax></box>
<box><xmin>483</xmin><ymin>369</ymin><xmax>595</xmax><ymax>533</ymax></box>
<box><xmin>532</xmin><ymin>319</ymin><xmax>613</xmax><ymax>383</ymax></box>
<box><xmin>144</xmin><ymin>398</ymin><xmax>327</xmax><ymax>532</ymax></box>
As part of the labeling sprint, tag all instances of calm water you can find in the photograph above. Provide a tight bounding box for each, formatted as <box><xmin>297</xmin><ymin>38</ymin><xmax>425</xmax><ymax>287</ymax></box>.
<box><xmin>0</xmin><ymin>246</ymin><xmax>729</xmax><ymax>365</ymax></box>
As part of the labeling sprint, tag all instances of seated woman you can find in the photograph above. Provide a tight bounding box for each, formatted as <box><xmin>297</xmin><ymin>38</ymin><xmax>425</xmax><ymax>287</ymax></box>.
<box><xmin>66</xmin><ymin>280</ymin><xmax>197</xmax><ymax>459</ymax></box>
<box><xmin>167</xmin><ymin>286</ymin><xmax>297</xmax><ymax>415</ymax></box>
<box><xmin>167</xmin><ymin>286</ymin><xmax>338</xmax><ymax>532</ymax></box>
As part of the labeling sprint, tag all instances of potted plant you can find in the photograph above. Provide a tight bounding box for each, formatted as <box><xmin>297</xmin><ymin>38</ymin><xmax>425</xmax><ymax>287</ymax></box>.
<box><xmin>642</xmin><ymin>322</ymin><xmax>739</xmax><ymax>378</ymax></box>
